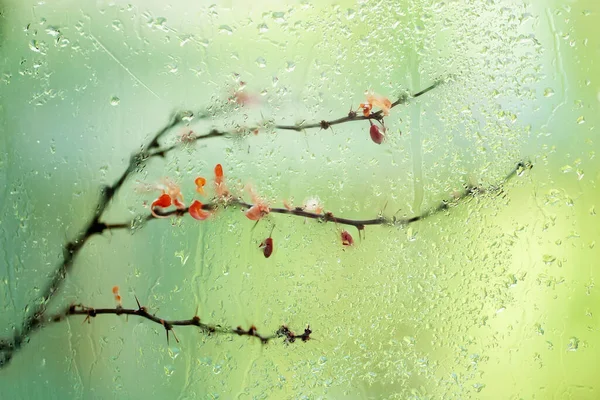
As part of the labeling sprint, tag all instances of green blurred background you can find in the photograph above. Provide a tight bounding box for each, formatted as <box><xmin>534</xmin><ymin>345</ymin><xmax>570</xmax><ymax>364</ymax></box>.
<box><xmin>0</xmin><ymin>0</ymin><xmax>599</xmax><ymax>398</ymax></box>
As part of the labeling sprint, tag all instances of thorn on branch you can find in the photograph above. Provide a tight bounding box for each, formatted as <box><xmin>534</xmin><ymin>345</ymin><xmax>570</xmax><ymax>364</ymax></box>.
<box><xmin>161</xmin><ymin>320</ymin><xmax>179</xmax><ymax>344</ymax></box>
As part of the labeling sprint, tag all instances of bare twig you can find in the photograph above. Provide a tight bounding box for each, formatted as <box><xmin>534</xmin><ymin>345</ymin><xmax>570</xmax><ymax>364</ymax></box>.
<box><xmin>274</xmin><ymin>80</ymin><xmax>442</xmax><ymax>131</ymax></box>
<box><xmin>46</xmin><ymin>299</ymin><xmax>311</xmax><ymax>345</ymax></box>
<box><xmin>0</xmin><ymin>79</ymin><xmax>452</xmax><ymax>367</ymax></box>
<box><xmin>0</xmin><ymin>113</ymin><xmax>185</xmax><ymax>367</ymax></box>
<box><xmin>103</xmin><ymin>161</ymin><xmax>532</xmax><ymax>234</ymax></box>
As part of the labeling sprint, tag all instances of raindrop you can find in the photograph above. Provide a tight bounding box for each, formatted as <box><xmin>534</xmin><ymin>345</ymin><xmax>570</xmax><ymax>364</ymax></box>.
<box><xmin>256</xmin><ymin>57</ymin><xmax>267</xmax><ymax>68</ymax></box>
<box><xmin>473</xmin><ymin>383</ymin><xmax>485</xmax><ymax>393</ymax></box>
<box><xmin>219</xmin><ymin>25</ymin><xmax>233</xmax><ymax>35</ymax></box>
<box><xmin>167</xmin><ymin>64</ymin><xmax>178</xmax><ymax>74</ymax></box>
<box><xmin>543</xmin><ymin>88</ymin><xmax>555</xmax><ymax>97</ymax></box>
<box><xmin>29</xmin><ymin>40</ymin><xmax>42</xmax><ymax>53</ymax></box>
<box><xmin>272</xmin><ymin>12</ymin><xmax>286</xmax><ymax>24</ymax></box>
<box><xmin>168</xmin><ymin>346</ymin><xmax>181</xmax><ymax>360</ymax></box>
<box><xmin>285</xmin><ymin>61</ymin><xmax>296</xmax><ymax>72</ymax></box>
<box><xmin>110</xmin><ymin>96</ymin><xmax>120</xmax><ymax>106</ymax></box>
<box><xmin>406</xmin><ymin>227</ymin><xmax>417</xmax><ymax>242</ymax></box>
<box><xmin>576</xmin><ymin>116</ymin><xmax>585</xmax><ymax>124</ymax></box>
<box><xmin>534</xmin><ymin>323</ymin><xmax>544</xmax><ymax>335</ymax></box>
<box><xmin>45</xmin><ymin>26</ymin><xmax>60</xmax><ymax>37</ymax></box>
<box><xmin>130</xmin><ymin>215</ymin><xmax>147</xmax><ymax>233</ymax></box>
<box><xmin>567</xmin><ymin>337</ymin><xmax>579</xmax><ymax>352</ymax></box>
<box><xmin>560</xmin><ymin>165</ymin><xmax>572</xmax><ymax>173</ymax></box>
<box><xmin>258</xmin><ymin>23</ymin><xmax>269</xmax><ymax>33</ymax></box>
<box><xmin>164</xmin><ymin>364</ymin><xmax>175</xmax><ymax>376</ymax></box>
<box><xmin>112</xmin><ymin>20</ymin><xmax>123</xmax><ymax>31</ymax></box>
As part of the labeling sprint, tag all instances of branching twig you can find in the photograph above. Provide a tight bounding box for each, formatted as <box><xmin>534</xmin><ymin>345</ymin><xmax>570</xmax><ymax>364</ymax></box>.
<box><xmin>102</xmin><ymin>161</ymin><xmax>532</xmax><ymax>234</ymax></box>
<box><xmin>0</xmin><ymin>113</ymin><xmax>185</xmax><ymax>367</ymax></box>
<box><xmin>274</xmin><ymin>79</ymin><xmax>443</xmax><ymax>131</ymax></box>
<box><xmin>48</xmin><ymin>299</ymin><xmax>311</xmax><ymax>345</ymax></box>
<box><xmin>0</xmin><ymin>79</ymin><xmax>462</xmax><ymax>367</ymax></box>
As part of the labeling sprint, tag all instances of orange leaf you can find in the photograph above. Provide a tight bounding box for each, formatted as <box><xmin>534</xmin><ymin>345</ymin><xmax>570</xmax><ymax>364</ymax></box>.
<box><xmin>195</xmin><ymin>177</ymin><xmax>206</xmax><ymax>195</ymax></box>
<box><xmin>189</xmin><ymin>200</ymin><xmax>210</xmax><ymax>221</ymax></box>
<box><xmin>215</xmin><ymin>164</ymin><xmax>224</xmax><ymax>181</ymax></box>
<box><xmin>151</xmin><ymin>193</ymin><xmax>172</xmax><ymax>218</ymax></box>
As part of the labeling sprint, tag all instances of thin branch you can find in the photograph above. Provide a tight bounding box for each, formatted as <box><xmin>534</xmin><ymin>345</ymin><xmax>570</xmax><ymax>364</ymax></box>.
<box><xmin>0</xmin><ymin>79</ymin><xmax>445</xmax><ymax>367</ymax></box>
<box><xmin>101</xmin><ymin>161</ymin><xmax>532</xmax><ymax>234</ymax></box>
<box><xmin>46</xmin><ymin>300</ymin><xmax>311</xmax><ymax>345</ymax></box>
<box><xmin>274</xmin><ymin>79</ymin><xmax>444</xmax><ymax>131</ymax></box>
<box><xmin>0</xmin><ymin>113</ymin><xmax>185</xmax><ymax>367</ymax></box>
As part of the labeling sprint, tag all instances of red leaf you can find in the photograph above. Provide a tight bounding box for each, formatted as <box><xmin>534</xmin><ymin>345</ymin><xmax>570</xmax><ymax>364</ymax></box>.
<box><xmin>259</xmin><ymin>237</ymin><xmax>274</xmax><ymax>258</ymax></box>
<box><xmin>151</xmin><ymin>193</ymin><xmax>172</xmax><ymax>218</ymax></box>
<box><xmin>341</xmin><ymin>230</ymin><xmax>354</xmax><ymax>246</ymax></box>
<box><xmin>189</xmin><ymin>200</ymin><xmax>210</xmax><ymax>221</ymax></box>
<box><xmin>369</xmin><ymin>123</ymin><xmax>384</xmax><ymax>144</ymax></box>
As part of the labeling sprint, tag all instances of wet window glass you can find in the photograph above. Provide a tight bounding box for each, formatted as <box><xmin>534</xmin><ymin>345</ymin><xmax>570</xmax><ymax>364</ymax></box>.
<box><xmin>1</xmin><ymin>0</ymin><xmax>599</xmax><ymax>398</ymax></box>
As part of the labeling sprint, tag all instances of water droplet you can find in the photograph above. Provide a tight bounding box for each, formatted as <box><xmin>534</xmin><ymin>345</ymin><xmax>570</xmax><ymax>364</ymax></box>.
<box><xmin>542</xmin><ymin>254</ymin><xmax>556</xmax><ymax>264</ymax></box>
<box><xmin>112</xmin><ymin>20</ymin><xmax>123</xmax><ymax>31</ymax></box>
<box><xmin>58</xmin><ymin>37</ymin><xmax>70</xmax><ymax>48</ymax></box>
<box><xmin>285</xmin><ymin>61</ymin><xmax>295</xmax><ymax>72</ymax></box>
<box><xmin>567</xmin><ymin>337</ymin><xmax>579</xmax><ymax>351</ymax></box>
<box><xmin>561</xmin><ymin>165</ymin><xmax>572</xmax><ymax>173</ymax></box>
<box><xmin>45</xmin><ymin>26</ymin><xmax>60</xmax><ymax>37</ymax></box>
<box><xmin>534</xmin><ymin>323</ymin><xmax>544</xmax><ymax>335</ymax></box>
<box><xmin>272</xmin><ymin>12</ymin><xmax>286</xmax><ymax>24</ymax></box>
<box><xmin>576</xmin><ymin>116</ymin><xmax>585</xmax><ymax>124</ymax></box>
<box><xmin>346</xmin><ymin>9</ymin><xmax>356</xmax><ymax>20</ymax></box>
<box><xmin>255</xmin><ymin>57</ymin><xmax>266</xmax><ymax>68</ymax></box>
<box><xmin>168</xmin><ymin>346</ymin><xmax>180</xmax><ymax>360</ymax></box>
<box><xmin>473</xmin><ymin>383</ymin><xmax>485</xmax><ymax>393</ymax></box>
<box><xmin>29</xmin><ymin>40</ymin><xmax>42</xmax><ymax>53</ymax></box>
<box><xmin>164</xmin><ymin>364</ymin><xmax>175</xmax><ymax>376</ymax></box>
<box><xmin>110</xmin><ymin>96</ymin><xmax>120</xmax><ymax>106</ymax></box>
<box><xmin>406</xmin><ymin>227</ymin><xmax>417</xmax><ymax>242</ymax></box>
<box><xmin>543</xmin><ymin>88</ymin><xmax>555</xmax><ymax>97</ymax></box>
<box><xmin>219</xmin><ymin>25</ymin><xmax>233</xmax><ymax>35</ymax></box>
<box><xmin>258</xmin><ymin>23</ymin><xmax>268</xmax><ymax>33</ymax></box>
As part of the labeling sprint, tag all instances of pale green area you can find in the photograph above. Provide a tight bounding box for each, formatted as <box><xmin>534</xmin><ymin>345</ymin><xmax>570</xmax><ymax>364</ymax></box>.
<box><xmin>0</xmin><ymin>0</ymin><xmax>599</xmax><ymax>399</ymax></box>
